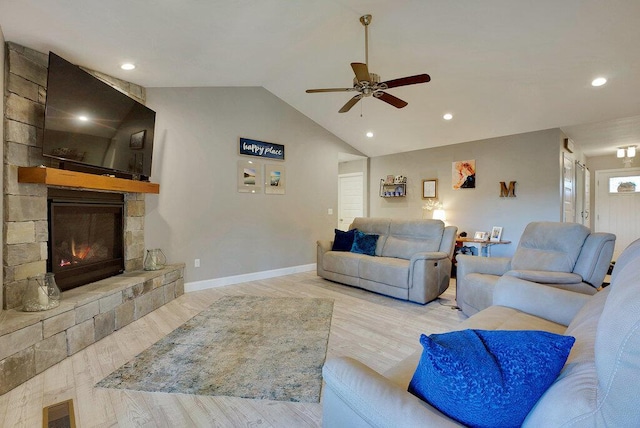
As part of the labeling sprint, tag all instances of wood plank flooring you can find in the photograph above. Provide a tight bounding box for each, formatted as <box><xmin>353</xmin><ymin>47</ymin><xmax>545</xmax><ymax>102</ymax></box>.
<box><xmin>0</xmin><ymin>272</ymin><xmax>466</xmax><ymax>427</ymax></box>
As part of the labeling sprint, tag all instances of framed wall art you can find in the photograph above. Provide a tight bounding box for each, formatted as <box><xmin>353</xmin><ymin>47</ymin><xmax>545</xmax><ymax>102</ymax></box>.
<box><xmin>490</xmin><ymin>226</ymin><xmax>503</xmax><ymax>242</ymax></box>
<box><xmin>265</xmin><ymin>164</ymin><xmax>285</xmax><ymax>195</ymax></box>
<box><xmin>422</xmin><ymin>179</ymin><xmax>437</xmax><ymax>199</ymax></box>
<box><xmin>237</xmin><ymin>160</ymin><xmax>262</xmax><ymax>193</ymax></box>
<box><xmin>239</xmin><ymin>137</ymin><xmax>285</xmax><ymax>160</ymax></box>
<box><xmin>130</xmin><ymin>130</ymin><xmax>146</xmax><ymax>149</ymax></box>
<box><xmin>453</xmin><ymin>159</ymin><xmax>476</xmax><ymax>189</ymax></box>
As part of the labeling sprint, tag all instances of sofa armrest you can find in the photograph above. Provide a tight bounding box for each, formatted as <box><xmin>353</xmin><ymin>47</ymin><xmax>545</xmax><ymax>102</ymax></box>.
<box><xmin>410</xmin><ymin>251</ymin><xmax>448</xmax><ymax>262</ymax></box>
<box><xmin>322</xmin><ymin>357</ymin><xmax>463</xmax><ymax>428</ymax></box>
<box><xmin>504</xmin><ymin>270</ymin><xmax>583</xmax><ymax>284</ymax></box>
<box><xmin>456</xmin><ymin>255</ymin><xmax>511</xmax><ymax>278</ymax></box>
<box><xmin>317</xmin><ymin>240</ymin><xmax>333</xmax><ymax>253</ymax></box>
<box><xmin>493</xmin><ymin>276</ymin><xmax>592</xmax><ymax>326</ymax></box>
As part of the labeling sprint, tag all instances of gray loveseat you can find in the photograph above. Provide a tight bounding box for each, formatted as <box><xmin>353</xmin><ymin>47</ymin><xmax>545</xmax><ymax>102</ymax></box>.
<box><xmin>317</xmin><ymin>218</ymin><xmax>457</xmax><ymax>304</ymax></box>
<box><xmin>322</xmin><ymin>237</ymin><xmax>640</xmax><ymax>427</ymax></box>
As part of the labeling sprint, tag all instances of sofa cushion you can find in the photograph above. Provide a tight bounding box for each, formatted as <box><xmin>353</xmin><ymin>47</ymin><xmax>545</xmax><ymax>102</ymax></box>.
<box><xmin>332</xmin><ymin>229</ymin><xmax>356</xmax><ymax>251</ymax></box>
<box><xmin>322</xmin><ymin>251</ymin><xmax>364</xmax><ymax>277</ymax></box>
<box><xmin>351</xmin><ymin>230</ymin><xmax>379</xmax><ymax>256</ymax></box>
<box><xmin>350</xmin><ymin>218</ymin><xmax>390</xmax><ymax>256</ymax></box>
<box><xmin>359</xmin><ymin>256</ymin><xmax>410</xmax><ymax>289</ymax></box>
<box><xmin>408</xmin><ymin>329</ymin><xmax>575</xmax><ymax>428</ymax></box>
<box><xmin>511</xmin><ymin>222</ymin><xmax>590</xmax><ymax>272</ymax></box>
<box><xmin>382</xmin><ymin>220</ymin><xmax>444</xmax><ymax>259</ymax></box>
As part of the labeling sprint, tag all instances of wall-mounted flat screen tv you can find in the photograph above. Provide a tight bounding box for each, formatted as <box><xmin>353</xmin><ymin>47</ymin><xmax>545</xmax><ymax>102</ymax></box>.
<box><xmin>43</xmin><ymin>52</ymin><xmax>155</xmax><ymax>179</ymax></box>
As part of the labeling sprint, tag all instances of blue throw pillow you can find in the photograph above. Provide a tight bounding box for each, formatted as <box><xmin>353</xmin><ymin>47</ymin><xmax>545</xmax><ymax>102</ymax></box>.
<box><xmin>350</xmin><ymin>230</ymin><xmax>379</xmax><ymax>256</ymax></box>
<box><xmin>408</xmin><ymin>329</ymin><xmax>575</xmax><ymax>428</ymax></box>
<box><xmin>332</xmin><ymin>229</ymin><xmax>356</xmax><ymax>251</ymax></box>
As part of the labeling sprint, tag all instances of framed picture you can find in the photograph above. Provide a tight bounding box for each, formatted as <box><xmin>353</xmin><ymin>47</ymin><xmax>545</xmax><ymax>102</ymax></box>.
<box><xmin>490</xmin><ymin>226</ymin><xmax>503</xmax><ymax>242</ymax></box>
<box><xmin>130</xmin><ymin>130</ymin><xmax>146</xmax><ymax>149</ymax></box>
<box><xmin>474</xmin><ymin>231</ymin><xmax>488</xmax><ymax>241</ymax></box>
<box><xmin>265</xmin><ymin>164</ymin><xmax>285</xmax><ymax>195</ymax></box>
<box><xmin>239</xmin><ymin>137</ymin><xmax>285</xmax><ymax>160</ymax></box>
<box><xmin>237</xmin><ymin>160</ymin><xmax>262</xmax><ymax>193</ymax></box>
<box><xmin>452</xmin><ymin>159</ymin><xmax>476</xmax><ymax>189</ymax></box>
<box><xmin>385</xmin><ymin>175</ymin><xmax>395</xmax><ymax>184</ymax></box>
<box><xmin>422</xmin><ymin>179</ymin><xmax>437</xmax><ymax>199</ymax></box>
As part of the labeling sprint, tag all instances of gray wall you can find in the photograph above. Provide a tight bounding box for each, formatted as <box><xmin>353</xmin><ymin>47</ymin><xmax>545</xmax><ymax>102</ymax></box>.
<box><xmin>145</xmin><ymin>86</ymin><xmax>362</xmax><ymax>283</ymax></box>
<box><xmin>368</xmin><ymin>128</ymin><xmax>565</xmax><ymax>257</ymax></box>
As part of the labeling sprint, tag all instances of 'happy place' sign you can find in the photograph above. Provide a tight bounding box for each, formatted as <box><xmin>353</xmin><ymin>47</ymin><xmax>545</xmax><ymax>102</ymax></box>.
<box><xmin>239</xmin><ymin>138</ymin><xmax>285</xmax><ymax>160</ymax></box>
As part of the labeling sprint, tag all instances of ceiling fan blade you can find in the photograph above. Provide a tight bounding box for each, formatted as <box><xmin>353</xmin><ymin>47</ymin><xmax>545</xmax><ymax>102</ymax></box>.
<box><xmin>382</xmin><ymin>74</ymin><xmax>431</xmax><ymax>89</ymax></box>
<box><xmin>339</xmin><ymin>95</ymin><xmax>363</xmax><ymax>113</ymax></box>
<box><xmin>376</xmin><ymin>92</ymin><xmax>408</xmax><ymax>109</ymax></box>
<box><xmin>306</xmin><ymin>88</ymin><xmax>355</xmax><ymax>93</ymax></box>
<box><xmin>351</xmin><ymin>62</ymin><xmax>371</xmax><ymax>82</ymax></box>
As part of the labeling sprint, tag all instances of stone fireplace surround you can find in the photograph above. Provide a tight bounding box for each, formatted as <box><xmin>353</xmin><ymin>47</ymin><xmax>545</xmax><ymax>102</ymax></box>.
<box><xmin>1</xmin><ymin>43</ymin><xmax>184</xmax><ymax>394</ymax></box>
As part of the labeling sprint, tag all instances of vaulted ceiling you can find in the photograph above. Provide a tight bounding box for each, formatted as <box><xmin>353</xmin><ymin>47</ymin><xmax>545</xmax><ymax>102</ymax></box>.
<box><xmin>2</xmin><ymin>1</ymin><xmax>639</xmax><ymax>158</ymax></box>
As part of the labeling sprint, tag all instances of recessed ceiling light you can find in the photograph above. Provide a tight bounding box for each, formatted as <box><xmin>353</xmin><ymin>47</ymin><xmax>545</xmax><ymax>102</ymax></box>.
<box><xmin>77</xmin><ymin>115</ymin><xmax>89</xmax><ymax>122</ymax></box>
<box><xmin>121</xmin><ymin>63</ymin><xmax>136</xmax><ymax>71</ymax></box>
<box><xmin>443</xmin><ymin>113</ymin><xmax>453</xmax><ymax>120</ymax></box>
<box><xmin>366</xmin><ymin>131</ymin><xmax>374</xmax><ymax>138</ymax></box>
<box><xmin>591</xmin><ymin>77</ymin><xmax>607</xmax><ymax>87</ymax></box>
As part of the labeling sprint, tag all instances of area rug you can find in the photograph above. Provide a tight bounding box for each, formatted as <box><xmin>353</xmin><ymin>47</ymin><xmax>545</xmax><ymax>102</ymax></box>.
<box><xmin>96</xmin><ymin>295</ymin><xmax>334</xmax><ymax>402</ymax></box>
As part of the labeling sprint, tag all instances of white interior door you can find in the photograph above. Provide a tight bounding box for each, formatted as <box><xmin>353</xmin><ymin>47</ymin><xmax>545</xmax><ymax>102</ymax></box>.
<box><xmin>575</xmin><ymin>162</ymin><xmax>590</xmax><ymax>226</ymax></box>
<box><xmin>562</xmin><ymin>153</ymin><xmax>575</xmax><ymax>222</ymax></box>
<box><xmin>595</xmin><ymin>168</ymin><xmax>640</xmax><ymax>260</ymax></box>
<box><xmin>338</xmin><ymin>173</ymin><xmax>363</xmax><ymax>231</ymax></box>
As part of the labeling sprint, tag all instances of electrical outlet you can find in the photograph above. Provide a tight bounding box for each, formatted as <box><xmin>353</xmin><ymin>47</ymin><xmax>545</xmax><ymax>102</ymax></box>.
<box><xmin>194</xmin><ymin>259</ymin><xmax>200</xmax><ymax>268</ymax></box>
<box><xmin>328</xmin><ymin>208</ymin><xmax>333</xmax><ymax>215</ymax></box>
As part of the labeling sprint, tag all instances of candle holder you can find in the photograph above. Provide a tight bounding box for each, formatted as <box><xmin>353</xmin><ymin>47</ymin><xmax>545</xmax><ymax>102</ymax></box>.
<box><xmin>23</xmin><ymin>273</ymin><xmax>61</xmax><ymax>312</ymax></box>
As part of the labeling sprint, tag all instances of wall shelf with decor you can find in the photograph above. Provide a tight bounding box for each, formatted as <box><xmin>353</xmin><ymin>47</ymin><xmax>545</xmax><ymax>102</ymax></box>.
<box><xmin>380</xmin><ymin>178</ymin><xmax>406</xmax><ymax>198</ymax></box>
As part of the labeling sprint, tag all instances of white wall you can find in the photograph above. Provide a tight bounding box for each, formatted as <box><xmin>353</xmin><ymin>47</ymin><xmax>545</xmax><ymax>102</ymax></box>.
<box><xmin>145</xmin><ymin>86</ymin><xmax>363</xmax><ymax>283</ymax></box>
<box><xmin>368</xmin><ymin>128</ymin><xmax>565</xmax><ymax>257</ymax></box>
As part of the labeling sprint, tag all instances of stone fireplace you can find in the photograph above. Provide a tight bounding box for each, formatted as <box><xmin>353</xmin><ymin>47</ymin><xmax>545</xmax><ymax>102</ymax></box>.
<box><xmin>3</xmin><ymin>42</ymin><xmax>147</xmax><ymax>310</ymax></box>
<box><xmin>0</xmin><ymin>42</ymin><xmax>184</xmax><ymax>395</ymax></box>
<box><xmin>48</xmin><ymin>189</ymin><xmax>125</xmax><ymax>291</ymax></box>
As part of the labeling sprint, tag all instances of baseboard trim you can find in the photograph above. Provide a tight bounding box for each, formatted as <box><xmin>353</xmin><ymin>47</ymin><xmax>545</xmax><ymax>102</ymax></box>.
<box><xmin>185</xmin><ymin>263</ymin><xmax>317</xmax><ymax>292</ymax></box>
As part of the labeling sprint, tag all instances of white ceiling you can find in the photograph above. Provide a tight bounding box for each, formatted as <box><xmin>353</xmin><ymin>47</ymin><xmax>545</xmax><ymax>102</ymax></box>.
<box><xmin>2</xmin><ymin>1</ymin><xmax>640</xmax><ymax>158</ymax></box>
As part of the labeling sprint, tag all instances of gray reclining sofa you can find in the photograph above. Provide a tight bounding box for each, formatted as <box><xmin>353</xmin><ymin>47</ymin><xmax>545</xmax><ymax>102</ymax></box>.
<box><xmin>317</xmin><ymin>218</ymin><xmax>457</xmax><ymax>304</ymax></box>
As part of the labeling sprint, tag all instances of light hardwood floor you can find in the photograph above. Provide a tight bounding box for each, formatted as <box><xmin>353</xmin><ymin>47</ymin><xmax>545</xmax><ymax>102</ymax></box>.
<box><xmin>0</xmin><ymin>272</ymin><xmax>466</xmax><ymax>427</ymax></box>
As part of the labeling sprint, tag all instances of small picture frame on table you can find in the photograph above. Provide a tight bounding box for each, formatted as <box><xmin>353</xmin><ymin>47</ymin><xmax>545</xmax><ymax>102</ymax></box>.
<box><xmin>474</xmin><ymin>231</ymin><xmax>488</xmax><ymax>241</ymax></box>
<box><xmin>490</xmin><ymin>226</ymin><xmax>503</xmax><ymax>242</ymax></box>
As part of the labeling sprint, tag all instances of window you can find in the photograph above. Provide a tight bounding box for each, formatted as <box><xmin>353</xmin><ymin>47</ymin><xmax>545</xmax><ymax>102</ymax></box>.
<box><xmin>609</xmin><ymin>176</ymin><xmax>640</xmax><ymax>193</ymax></box>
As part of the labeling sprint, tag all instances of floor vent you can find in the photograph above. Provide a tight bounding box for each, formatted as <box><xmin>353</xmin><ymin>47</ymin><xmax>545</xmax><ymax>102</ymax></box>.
<box><xmin>43</xmin><ymin>399</ymin><xmax>76</xmax><ymax>428</ymax></box>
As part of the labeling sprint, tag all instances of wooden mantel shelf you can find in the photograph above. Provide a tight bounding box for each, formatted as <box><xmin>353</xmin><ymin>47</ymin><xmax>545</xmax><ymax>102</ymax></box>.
<box><xmin>18</xmin><ymin>167</ymin><xmax>160</xmax><ymax>194</ymax></box>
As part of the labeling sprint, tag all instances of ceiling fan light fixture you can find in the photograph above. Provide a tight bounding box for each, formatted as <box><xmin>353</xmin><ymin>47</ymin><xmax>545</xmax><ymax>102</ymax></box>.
<box><xmin>627</xmin><ymin>146</ymin><xmax>636</xmax><ymax>158</ymax></box>
<box><xmin>591</xmin><ymin>77</ymin><xmax>607</xmax><ymax>87</ymax></box>
<box><xmin>617</xmin><ymin>148</ymin><xmax>626</xmax><ymax>158</ymax></box>
<box><xmin>366</xmin><ymin>131</ymin><xmax>374</xmax><ymax>138</ymax></box>
<box><xmin>443</xmin><ymin>113</ymin><xmax>453</xmax><ymax>120</ymax></box>
<box><xmin>305</xmin><ymin>14</ymin><xmax>430</xmax><ymax>113</ymax></box>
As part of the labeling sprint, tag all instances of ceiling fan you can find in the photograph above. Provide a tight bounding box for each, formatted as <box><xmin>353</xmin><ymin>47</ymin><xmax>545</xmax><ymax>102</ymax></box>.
<box><xmin>306</xmin><ymin>14</ymin><xmax>431</xmax><ymax>113</ymax></box>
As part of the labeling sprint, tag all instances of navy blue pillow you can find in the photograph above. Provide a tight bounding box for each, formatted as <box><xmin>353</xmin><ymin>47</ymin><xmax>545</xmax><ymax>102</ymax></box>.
<box><xmin>408</xmin><ymin>329</ymin><xmax>575</xmax><ymax>428</ymax></box>
<box><xmin>350</xmin><ymin>230</ymin><xmax>379</xmax><ymax>256</ymax></box>
<box><xmin>332</xmin><ymin>229</ymin><xmax>356</xmax><ymax>251</ymax></box>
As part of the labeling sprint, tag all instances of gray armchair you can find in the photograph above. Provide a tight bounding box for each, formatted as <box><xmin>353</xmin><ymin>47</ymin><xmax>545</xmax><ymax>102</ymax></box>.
<box><xmin>456</xmin><ymin>221</ymin><xmax>615</xmax><ymax>316</ymax></box>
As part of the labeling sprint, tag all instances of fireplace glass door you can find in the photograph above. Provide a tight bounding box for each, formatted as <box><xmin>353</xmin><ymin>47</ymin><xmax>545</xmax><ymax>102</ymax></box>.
<box><xmin>48</xmin><ymin>190</ymin><xmax>124</xmax><ymax>291</ymax></box>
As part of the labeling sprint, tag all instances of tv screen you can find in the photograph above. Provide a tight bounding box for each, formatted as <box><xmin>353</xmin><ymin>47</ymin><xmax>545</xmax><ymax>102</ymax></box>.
<box><xmin>43</xmin><ymin>52</ymin><xmax>155</xmax><ymax>179</ymax></box>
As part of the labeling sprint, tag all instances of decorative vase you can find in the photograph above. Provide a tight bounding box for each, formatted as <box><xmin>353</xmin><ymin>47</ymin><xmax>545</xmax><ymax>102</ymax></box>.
<box><xmin>144</xmin><ymin>249</ymin><xmax>167</xmax><ymax>271</ymax></box>
<box><xmin>23</xmin><ymin>273</ymin><xmax>61</xmax><ymax>312</ymax></box>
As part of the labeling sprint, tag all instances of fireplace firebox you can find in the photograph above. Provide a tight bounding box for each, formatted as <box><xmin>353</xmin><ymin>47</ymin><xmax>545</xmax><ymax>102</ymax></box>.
<box><xmin>48</xmin><ymin>189</ymin><xmax>125</xmax><ymax>291</ymax></box>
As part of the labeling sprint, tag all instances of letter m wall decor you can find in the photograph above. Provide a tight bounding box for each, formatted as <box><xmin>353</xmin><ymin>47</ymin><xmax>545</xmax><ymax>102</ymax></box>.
<box><xmin>500</xmin><ymin>181</ymin><xmax>516</xmax><ymax>197</ymax></box>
